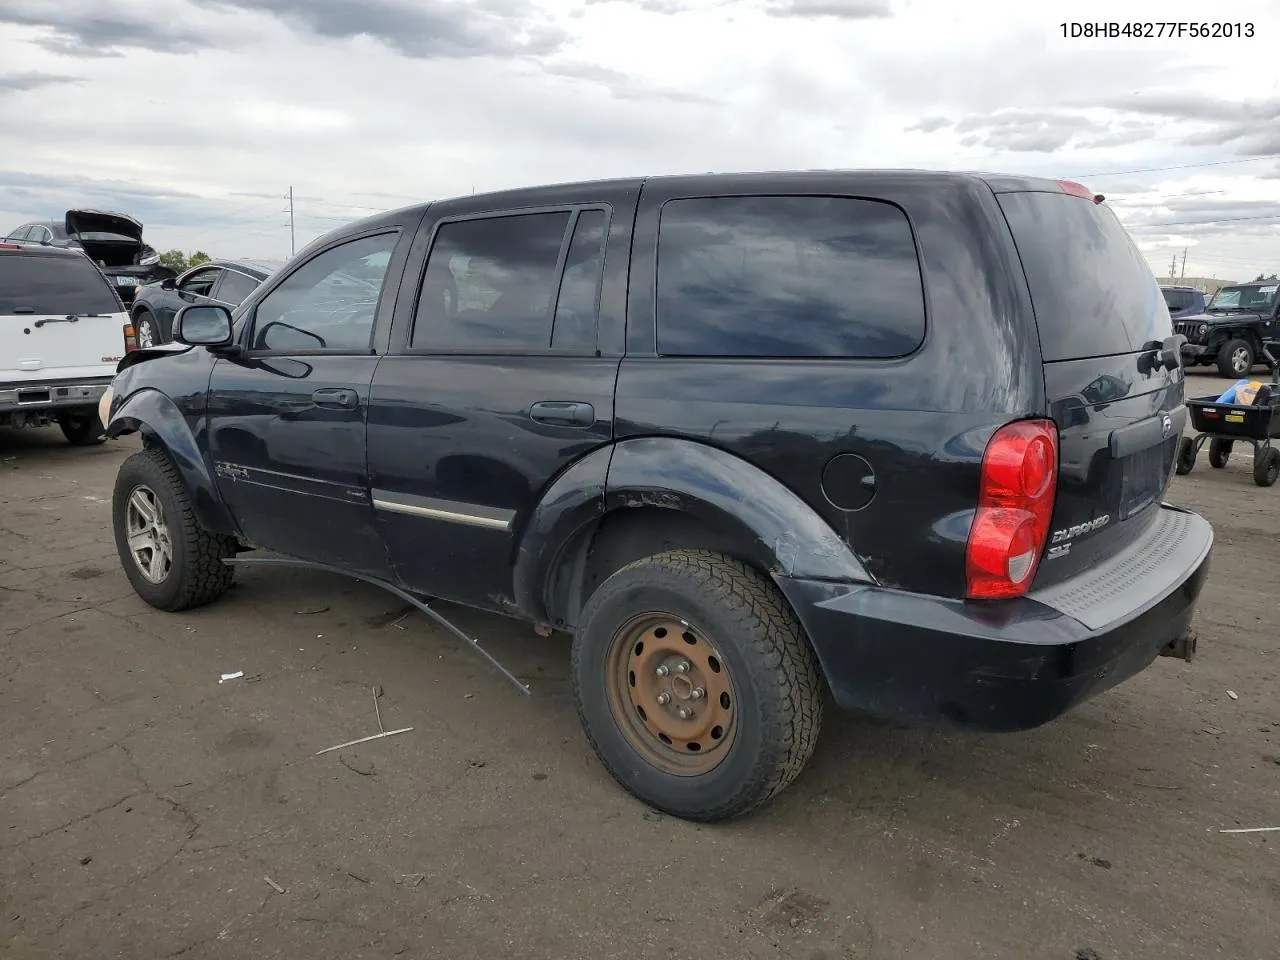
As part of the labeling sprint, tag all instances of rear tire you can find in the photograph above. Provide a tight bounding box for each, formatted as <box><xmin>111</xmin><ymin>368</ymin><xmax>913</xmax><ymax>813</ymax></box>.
<box><xmin>1175</xmin><ymin>436</ymin><xmax>1196</xmax><ymax>475</ymax></box>
<box><xmin>1254</xmin><ymin>448</ymin><xmax>1280</xmax><ymax>488</ymax></box>
<box><xmin>57</xmin><ymin>412</ymin><xmax>106</xmax><ymax>446</ymax></box>
<box><xmin>112</xmin><ymin>448</ymin><xmax>237</xmax><ymax>611</ymax></box>
<box><xmin>571</xmin><ymin>549</ymin><xmax>823</xmax><ymax>822</ymax></box>
<box><xmin>1217</xmin><ymin>338</ymin><xmax>1255</xmax><ymax>378</ymax></box>
<box><xmin>1208</xmin><ymin>439</ymin><xmax>1232</xmax><ymax>469</ymax></box>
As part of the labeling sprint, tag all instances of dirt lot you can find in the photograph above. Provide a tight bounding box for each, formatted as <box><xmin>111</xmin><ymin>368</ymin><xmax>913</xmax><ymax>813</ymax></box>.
<box><xmin>2</xmin><ymin>370</ymin><xmax>1279</xmax><ymax>960</ymax></box>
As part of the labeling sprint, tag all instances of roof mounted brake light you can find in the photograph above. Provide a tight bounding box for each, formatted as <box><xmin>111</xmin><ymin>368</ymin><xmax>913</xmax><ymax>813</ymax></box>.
<box><xmin>1057</xmin><ymin>180</ymin><xmax>1104</xmax><ymax>204</ymax></box>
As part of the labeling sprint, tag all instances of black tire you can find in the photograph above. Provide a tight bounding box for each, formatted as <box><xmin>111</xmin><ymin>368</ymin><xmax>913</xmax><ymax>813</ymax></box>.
<box><xmin>1175</xmin><ymin>436</ymin><xmax>1196</xmax><ymax>475</ymax></box>
<box><xmin>112</xmin><ymin>448</ymin><xmax>236</xmax><ymax>611</ymax></box>
<box><xmin>134</xmin><ymin>309</ymin><xmax>161</xmax><ymax>348</ymax></box>
<box><xmin>1217</xmin><ymin>338</ymin><xmax>1255</xmax><ymax>378</ymax></box>
<box><xmin>57</xmin><ymin>412</ymin><xmax>106</xmax><ymax>446</ymax></box>
<box><xmin>571</xmin><ymin>549</ymin><xmax>823</xmax><ymax>822</ymax></box>
<box><xmin>1253</xmin><ymin>448</ymin><xmax>1280</xmax><ymax>488</ymax></box>
<box><xmin>1208</xmin><ymin>438</ymin><xmax>1232</xmax><ymax>469</ymax></box>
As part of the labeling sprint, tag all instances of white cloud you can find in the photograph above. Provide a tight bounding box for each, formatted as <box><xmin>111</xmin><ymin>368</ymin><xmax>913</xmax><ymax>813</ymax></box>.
<box><xmin>0</xmin><ymin>0</ymin><xmax>1276</xmax><ymax>279</ymax></box>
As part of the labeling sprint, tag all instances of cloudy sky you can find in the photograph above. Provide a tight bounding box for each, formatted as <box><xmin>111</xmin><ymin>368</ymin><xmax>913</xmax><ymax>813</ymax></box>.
<box><xmin>1</xmin><ymin>0</ymin><xmax>1278</xmax><ymax>282</ymax></box>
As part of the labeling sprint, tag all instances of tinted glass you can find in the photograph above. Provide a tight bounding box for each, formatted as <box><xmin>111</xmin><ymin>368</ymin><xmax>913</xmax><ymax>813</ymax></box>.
<box><xmin>655</xmin><ymin>196</ymin><xmax>925</xmax><ymax>358</ymax></box>
<box><xmin>250</xmin><ymin>232</ymin><xmax>397</xmax><ymax>353</ymax></box>
<box><xmin>181</xmin><ymin>268</ymin><xmax>221</xmax><ymax>298</ymax></box>
<box><xmin>412</xmin><ymin>211</ymin><xmax>571</xmax><ymax>351</ymax></box>
<box><xmin>0</xmin><ymin>254</ymin><xmax>122</xmax><ymax>315</ymax></box>
<box><xmin>1161</xmin><ymin>289</ymin><xmax>1189</xmax><ymax>311</ymax></box>
<box><xmin>998</xmin><ymin>191</ymin><xmax>1171</xmax><ymax>362</ymax></box>
<box><xmin>217</xmin><ymin>269</ymin><xmax>259</xmax><ymax>305</ymax></box>
<box><xmin>551</xmin><ymin>210</ymin><xmax>607</xmax><ymax>350</ymax></box>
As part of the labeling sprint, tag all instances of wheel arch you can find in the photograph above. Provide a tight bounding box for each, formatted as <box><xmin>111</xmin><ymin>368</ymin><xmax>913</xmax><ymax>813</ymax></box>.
<box><xmin>512</xmin><ymin>436</ymin><xmax>872</xmax><ymax>630</ymax></box>
<box><xmin>106</xmin><ymin>388</ymin><xmax>238</xmax><ymax>537</ymax></box>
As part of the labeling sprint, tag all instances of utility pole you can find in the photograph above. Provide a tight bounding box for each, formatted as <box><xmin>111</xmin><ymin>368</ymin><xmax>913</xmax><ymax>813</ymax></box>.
<box><xmin>288</xmin><ymin>186</ymin><xmax>296</xmax><ymax>257</ymax></box>
<box><xmin>1179</xmin><ymin>247</ymin><xmax>1187</xmax><ymax>282</ymax></box>
<box><xmin>1169</xmin><ymin>254</ymin><xmax>1177</xmax><ymax>282</ymax></box>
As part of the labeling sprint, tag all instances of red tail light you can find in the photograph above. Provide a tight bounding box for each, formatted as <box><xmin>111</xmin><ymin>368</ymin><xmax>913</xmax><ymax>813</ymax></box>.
<box><xmin>123</xmin><ymin>322</ymin><xmax>138</xmax><ymax>353</ymax></box>
<box><xmin>966</xmin><ymin>419</ymin><xmax>1058</xmax><ymax>600</ymax></box>
<box><xmin>0</xmin><ymin>243</ymin><xmax>20</xmax><ymax>250</ymax></box>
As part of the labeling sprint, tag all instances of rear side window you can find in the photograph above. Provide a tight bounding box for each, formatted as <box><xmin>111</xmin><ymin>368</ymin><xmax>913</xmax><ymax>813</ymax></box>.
<box><xmin>412</xmin><ymin>212</ymin><xmax>572</xmax><ymax>352</ymax></box>
<box><xmin>998</xmin><ymin>191</ymin><xmax>1171</xmax><ymax>362</ymax></box>
<box><xmin>216</xmin><ymin>269</ymin><xmax>258</xmax><ymax>305</ymax></box>
<box><xmin>655</xmin><ymin>196</ymin><xmax>926</xmax><ymax>358</ymax></box>
<box><xmin>0</xmin><ymin>254</ymin><xmax>121</xmax><ymax>315</ymax></box>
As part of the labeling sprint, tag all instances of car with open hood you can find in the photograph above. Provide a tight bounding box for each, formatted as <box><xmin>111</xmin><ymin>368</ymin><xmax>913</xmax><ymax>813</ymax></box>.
<box><xmin>4</xmin><ymin>210</ymin><xmax>176</xmax><ymax>305</ymax></box>
<box><xmin>1176</xmin><ymin>281</ymin><xmax>1280</xmax><ymax>377</ymax></box>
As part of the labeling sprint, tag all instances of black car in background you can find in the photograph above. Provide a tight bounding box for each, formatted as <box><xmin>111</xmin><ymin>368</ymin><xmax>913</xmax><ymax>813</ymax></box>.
<box><xmin>1176</xmin><ymin>281</ymin><xmax>1280</xmax><ymax>376</ymax></box>
<box><xmin>4</xmin><ymin>210</ymin><xmax>175</xmax><ymax>305</ymax></box>
<box><xmin>129</xmin><ymin>258</ymin><xmax>281</xmax><ymax>346</ymax></box>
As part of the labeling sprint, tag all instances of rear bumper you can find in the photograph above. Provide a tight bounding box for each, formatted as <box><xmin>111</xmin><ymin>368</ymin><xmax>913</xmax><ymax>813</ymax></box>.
<box><xmin>780</xmin><ymin>504</ymin><xmax>1213</xmax><ymax>732</ymax></box>
<box><xmin>0</xmin><ymin>377</ymin><xmax>113</xmax><ymax>415</ymax></box>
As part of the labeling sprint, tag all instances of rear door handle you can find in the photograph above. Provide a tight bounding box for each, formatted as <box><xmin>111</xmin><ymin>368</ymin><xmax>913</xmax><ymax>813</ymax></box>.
<box><xmin>529</xmin><ymin>401</ymin><xmax>595</xmax><ymax>427</ymax></box>
<box><xmin>312</xmin><ymin>388</ymin><xmax>359</xmax><ymax>410</ymax></box>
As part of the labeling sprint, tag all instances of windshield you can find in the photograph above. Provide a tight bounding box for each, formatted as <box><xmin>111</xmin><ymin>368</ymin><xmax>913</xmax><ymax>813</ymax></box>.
<box><xmin>1208</xmin><ymin>284</ymin><xmax>1277</xmax><ymax>311</ymax></box>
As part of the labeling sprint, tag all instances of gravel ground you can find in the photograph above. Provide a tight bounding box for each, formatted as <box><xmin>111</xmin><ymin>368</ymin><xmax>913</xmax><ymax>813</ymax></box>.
<box><xmin>2</xmin><ymin>369</ymin><xmax>1278</xmax><ymax>960</ymax></box>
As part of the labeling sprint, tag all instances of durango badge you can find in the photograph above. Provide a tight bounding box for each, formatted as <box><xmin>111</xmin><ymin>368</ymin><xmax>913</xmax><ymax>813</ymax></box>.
<box><xmin>1051</xmin><ymin>514</ymin><xmax>1111</xmax><ymax>545</ymax></box>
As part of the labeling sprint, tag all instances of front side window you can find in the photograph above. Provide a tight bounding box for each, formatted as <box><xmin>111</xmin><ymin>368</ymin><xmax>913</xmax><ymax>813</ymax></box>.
<box><xmin>180</xmin><ymin>267</ymin><xmax>221</xmax><ymax>298</ymax></box>
<box><xmin>412</xmin><ymin>211</ymin><xmax>572</xmax><ymax>351</ymax></box>
<box><xmin>250</xmin><ymin>232</ymin><xmax>398</xmax><ymax>353</ymax></box>
<box><xmin>655</xmin><ymin>196</ymin><xmax>926</xmax><ymax>358</ymax></box>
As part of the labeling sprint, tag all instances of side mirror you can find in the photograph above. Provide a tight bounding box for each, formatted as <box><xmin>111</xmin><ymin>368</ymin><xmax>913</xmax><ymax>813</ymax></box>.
<box><xmin>161</xmin><ymin>276</ymin><xmax>176</xmax><ymax>290</ymax></box>
<box><xmin>175</xmin><ymin>304</ymin><xmax>233</xmax><ymax>347</ymax></box>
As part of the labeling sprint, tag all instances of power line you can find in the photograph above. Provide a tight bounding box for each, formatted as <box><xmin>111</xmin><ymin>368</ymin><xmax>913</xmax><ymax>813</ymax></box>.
<box><xmin>1127</xmin><ymin>212</ymin><xmax>1280</xmax><ymax>228</ymax></box>
<box><xmin>1070</xmin><ymin>156</ymin><xmax>1280</xmax><ymax>179</ymax></box>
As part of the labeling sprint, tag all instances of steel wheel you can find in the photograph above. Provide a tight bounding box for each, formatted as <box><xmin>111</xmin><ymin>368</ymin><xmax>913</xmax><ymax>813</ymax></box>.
<box><xmin>605</xmin><ymin>612</ymin><xmax>737</xmax><ymax>775</ymax></box>
<box><xmin>125</xmin><ymin>484</ymin><xmax>173</xmax><ymax>583</ymax></box>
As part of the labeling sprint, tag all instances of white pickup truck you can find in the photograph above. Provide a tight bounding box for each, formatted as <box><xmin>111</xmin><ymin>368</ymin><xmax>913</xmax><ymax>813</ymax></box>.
<box><xmin>1</xmin><ymin>242</ymin><xmax>134</xmax><ymax>445</ymax></box>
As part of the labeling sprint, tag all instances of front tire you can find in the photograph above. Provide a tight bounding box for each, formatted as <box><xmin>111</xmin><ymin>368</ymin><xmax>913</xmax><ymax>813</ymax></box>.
<box><xmin>112</xmin><ymin>448</ymin><xmax>237</xmax><ymax>611</ymax></box>
<box><xmin>1217</xmin><ymin>338</ymin><xmax>1255</xmax><ymax>378</ymax></box>
<box><xmin>571</xmin><ymin>549</ymin><xmax>823</xmax><ymax>822</ymax></box>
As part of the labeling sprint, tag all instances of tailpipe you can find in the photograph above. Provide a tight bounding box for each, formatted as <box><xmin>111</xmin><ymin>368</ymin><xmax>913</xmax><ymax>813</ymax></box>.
<box><xmin>1160</xmin><ymin>630</ymin><xmax>1197</xmax><ymax>663</ymax></box>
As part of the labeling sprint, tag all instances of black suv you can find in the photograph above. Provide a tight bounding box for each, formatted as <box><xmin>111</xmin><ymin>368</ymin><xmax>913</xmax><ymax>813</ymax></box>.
<box><xmin>1176</xmin><ymin>281</ymin><xmax>1280</xmax><ymax>377</ymax></box>
<box><xmin>100</xmin><ymin>171</ymin><xmax>1213</xmax><ymax>821</ymax></box>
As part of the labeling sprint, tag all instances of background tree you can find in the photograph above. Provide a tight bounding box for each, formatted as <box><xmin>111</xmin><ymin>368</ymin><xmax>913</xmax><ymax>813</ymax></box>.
<box><xmin>156</xmin><ymin>250</ymin><xmax>213</xmax><ymax>273</ymax></box>
<box><xmin>1253</xmin><ymin>272</ymin><xmax>1278</xmax><ymax>281</ymax></box>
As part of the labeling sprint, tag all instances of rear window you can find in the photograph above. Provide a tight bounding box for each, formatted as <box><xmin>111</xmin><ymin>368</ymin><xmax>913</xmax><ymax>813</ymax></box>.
<box><xmin>1161</xmin><ymin>288</ymin><xmax>1191</xmax><ymax>311</ymax></box>
<box><xmin>0</xmin><ymin>253</ymin><xmax>122</xmax><ymax>316</ymax></box>
<box><xmin>998</xmin><ymin>191</ymin><xmax>1170</xmax><ymax>362</ymax></box>
<box><xmin>655</xmin><ymin>195</ymin><xmax>926</xmax><ymax>358</ymax></box>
